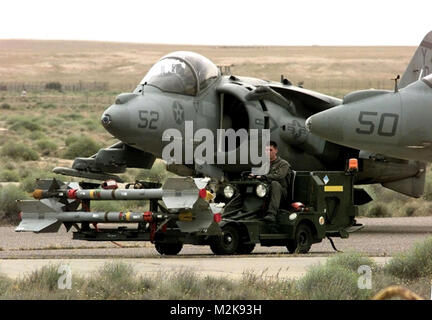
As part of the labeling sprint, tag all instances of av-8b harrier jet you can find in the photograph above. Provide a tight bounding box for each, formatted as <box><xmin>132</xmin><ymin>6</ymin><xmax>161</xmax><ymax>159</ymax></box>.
<box><xmin>306</xmin><ymin>31</ymin><xmax>432</xmax><ymax>193</ymax></box>
<box><xmin>54</xmin><ymin>43</ymin><xmax>428</xmax><ymax>198</ymax></box>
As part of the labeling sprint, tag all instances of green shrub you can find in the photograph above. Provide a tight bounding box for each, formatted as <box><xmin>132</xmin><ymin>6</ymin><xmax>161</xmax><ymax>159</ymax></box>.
<box><xmin>296</xmin><ymin>263</ymin><xmax>371</xmax><ymax>300</ymax></box>
<box><xmin>82</xmin><ymin>119</ymin><xmax>98</xmax><ymax>130</ymax></box>
<box><xmin>46</xmin><ymin>117</ymin><xmax>64</xmax><ymax>127</ymax></box>
<box><xmin>65</xmin><ymin>135</ymin><xmax>79</xmax><ymax>146</ymax></box>
<box><xmin>2</xmin><ymin>161</ymin><xmax>15</xmax><ymax>170</ymax></box>
<box><xmin>0</xmin><ymin>274</ymin><xmax>12</xmax><ymax>293</ymax></box>
<box><xmin>1</xmin><ymin>103</ymin><xmax>11</xmax><ymax>109</ymax></box>
<box><xmin>364</xmin><ymin>203</ymin><xmax>391</xmax><ymax>217</ymax></box>
<box><xmin>7</xmin><ymin>116</ymin><xmax>42</xmax><ymax>132</ymax></box>
<box><xmin>42</xmin><ymin>103</ymin><xmax>56</xmax><ymax>109</ymax></box>
<box><xmin>85</xmin><ymin>262</ymin><xmax>140</xmax><ymax>299</ymax></box>
<box><xmin>27</xmin><ymin>131</ymin><xmax>47</xmax><ymax>141</ymax></box>
<box><xmin>383</xmin><ymin>237</ymin><xmax>432</xmax><ymax>280</ymax></box>
<box><xmin>90</xmin><ymin>199</ymin><xmax>146</xmax><ymax>212</ymax></box>
<box><xmin>326</xmin><ymin>251</ymin><xmax>377</xmax><ymax>272</ymax></box>
<box><xmin>63</xmin><ymin>136</ymin><xmax>101</xmax><ymax>159</ymax></box>
<box><xmin>0</xmin><ymin>169</ymin><xmax>20</xmax><ymax>182</ymax></box>
<box><xmin>17</xmin><ymin>265</ymin><xmax>60</xmax><ymax>291</ymax></box>
<box><xmin>0</xmin><ymin>136</ymin><xmax>8</xmax><ymax>147</ymax></box>
<box><xmin>136</xmin><ymin>161</ymin><xmax>168</xmax><ymax>183</ymax></box>
<box><xmin>90</xmin><ymin>201</ymin><xmax>124</xmax><ymax>212</ymax></box>
<box><xmin>1</xmin><ymin>142</ymin><xmax>39</xmax><ymax>161</ymax></box>
<box><xmin>0</xmin><ymin>185</ymin><xmax>28</xmax><ymax>224</ymax></box>
<box><xmin>19</xmin><ymin>170</ymin><xmax>57</xmax><ymax>193</ymax></box>
<box><xmin>36</xmin><ymin>139</ymin><xmax>58</xmax><ymax>156</ymax></box>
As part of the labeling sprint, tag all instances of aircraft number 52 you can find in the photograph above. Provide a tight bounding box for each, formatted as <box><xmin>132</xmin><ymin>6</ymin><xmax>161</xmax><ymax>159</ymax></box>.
<box><xmin>138</xmin><ymin>110</ymin><xmax>159</xmax><ymax>129</ymax></box>
<box><xmin>356</xmin><ymin>111</ymin><xmax>398</xmax><ymax>137</ymax></box>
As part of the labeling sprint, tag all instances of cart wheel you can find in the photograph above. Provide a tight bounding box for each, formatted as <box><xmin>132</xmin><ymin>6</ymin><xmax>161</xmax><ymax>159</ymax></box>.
<box><xmin>286</xmin><ymin>240</ymin><xmax>296</xmax><ymax>254</ymax></box>
<box><xmin>237</xmin><ymin>243</ymin><xmax>256</xmax><ymax>254</ymax></box>
<box><xmin>155</xmin><ymin>242</ymin><xmax>183</xmax><ymax>255</ymax></box>
<box><xmin>287</xmin><ymin>223</ymin><xmax>313</xmax><ymax>254</ymax></box>
<box><xmin>210</xmin><ymin>225</ymin><xmax>240</xmax><ymax>255</ymax></box>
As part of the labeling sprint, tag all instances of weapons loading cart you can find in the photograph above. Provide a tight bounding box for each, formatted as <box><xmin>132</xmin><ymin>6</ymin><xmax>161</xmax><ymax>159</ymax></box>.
<box><xmin>209</xmin><ymin>158</ymin><xmax>371</xmax><ymax>255</ymax></box>
<box><xmin>15</xmin><ymin>159</ymin><xmax>371</xmax><ymax>255</ymax></box>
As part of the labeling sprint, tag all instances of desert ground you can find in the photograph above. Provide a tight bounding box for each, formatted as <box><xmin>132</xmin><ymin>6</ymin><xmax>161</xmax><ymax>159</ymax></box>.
<box><xmin>0</xmin><ymin>39</ymin><xmax>415</xmax><ymax>95</ymax></box>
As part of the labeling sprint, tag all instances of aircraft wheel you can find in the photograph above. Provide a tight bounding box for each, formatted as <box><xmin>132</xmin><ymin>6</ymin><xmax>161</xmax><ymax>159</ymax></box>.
<box><xmin>155</xmin><ymin>242</ymin><xmax>183</xmax><ymax>255</ymax></box>
<box><xmin>237</xmin><ymin>243</ymin><xmax>256</xmax><ymax>254</ymax></box>
<box><xmin>210</xmin><ymin>225</ymin><xmax>239</xmax><ymax>255</ymax></box>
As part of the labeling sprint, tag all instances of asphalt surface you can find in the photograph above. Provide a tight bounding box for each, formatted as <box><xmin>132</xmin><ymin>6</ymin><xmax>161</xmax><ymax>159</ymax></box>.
<box><xmin>1</xmin><ymin>216</ymin><xmax>431</xmax><ymax>258</ymax></box>
<box><xmin>0</xmin><ymin>216</ymin><xmax>431</xmax><ymax>279</ymax></box>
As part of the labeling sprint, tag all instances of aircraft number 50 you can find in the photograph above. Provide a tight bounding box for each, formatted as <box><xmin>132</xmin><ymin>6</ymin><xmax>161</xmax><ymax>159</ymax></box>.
<box><xmin>356</xmin><ymin>111</ymin><xmax>398</xmax><ymax>137</ymax></box>
<box><xmin>138</xmin><ymin>110</ymin><xmax>159</xmax><ymax>129</ymax></box>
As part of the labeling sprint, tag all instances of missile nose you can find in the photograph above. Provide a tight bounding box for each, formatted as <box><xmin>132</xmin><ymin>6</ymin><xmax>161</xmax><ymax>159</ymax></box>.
<box><xmin>305</xmin><ymin>106</ymin><xmax>344</xmax><ymax>143</ymax></box>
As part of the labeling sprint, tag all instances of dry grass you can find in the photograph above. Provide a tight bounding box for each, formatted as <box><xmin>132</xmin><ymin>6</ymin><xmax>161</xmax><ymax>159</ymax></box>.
<box><xmin>1</xmin><ymin>245</ymin><xmax>432</xmax><ymax>299</ymax></box>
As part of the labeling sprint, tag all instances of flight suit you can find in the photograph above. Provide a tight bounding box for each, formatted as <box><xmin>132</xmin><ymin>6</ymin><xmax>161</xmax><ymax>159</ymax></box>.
<box><xmin>265</xmin><ymin>156</ymin><xmax>292</xmax><ymax>218</ymax></box>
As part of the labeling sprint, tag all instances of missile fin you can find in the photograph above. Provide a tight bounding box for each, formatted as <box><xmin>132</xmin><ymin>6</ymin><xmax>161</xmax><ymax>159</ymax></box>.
<box><xmin>15</xmin><ymin>199</ymin><xmax>63</xmax><ymax>233</ymax></box>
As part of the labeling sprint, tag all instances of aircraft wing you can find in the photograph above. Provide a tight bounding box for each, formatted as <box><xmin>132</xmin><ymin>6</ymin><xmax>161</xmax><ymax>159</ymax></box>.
<box><xmin>269</xmin><ymin>83</ymin><xmax>342</xmax><ymax>114</ymax></box>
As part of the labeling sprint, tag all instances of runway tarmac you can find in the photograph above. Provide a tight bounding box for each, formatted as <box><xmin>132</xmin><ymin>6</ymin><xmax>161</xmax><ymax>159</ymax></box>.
<box><xmin>0</xmin><ymin>216</ymin><xmax>431</xmax><ymax>279</ymax></box>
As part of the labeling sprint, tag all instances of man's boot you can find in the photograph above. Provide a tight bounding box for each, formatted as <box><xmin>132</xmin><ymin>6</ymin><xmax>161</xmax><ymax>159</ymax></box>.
<box><xmin>263</xmin><ymin>211</ymin><xmax>276</xmax><ymax>222</ymax></box>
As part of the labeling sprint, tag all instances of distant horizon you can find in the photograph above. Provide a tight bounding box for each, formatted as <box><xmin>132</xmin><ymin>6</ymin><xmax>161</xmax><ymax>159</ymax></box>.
<box><xmin>0</xmin><ymin>38</ymin><xmax>418</xmax><ymax>48</ymax></box>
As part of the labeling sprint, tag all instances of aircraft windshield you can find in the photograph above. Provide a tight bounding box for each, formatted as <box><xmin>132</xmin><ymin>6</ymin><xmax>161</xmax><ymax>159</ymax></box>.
<box><xmin>422</xmin><ymin>74</ymin><xmax>432</xmax><ymax>88</ymax></box>
<box><xmin>142</xmin><ymin>58</ymin><xmax>197</xmax><ymax>95</ymax></box>
<box><xmin>141</xmin><ymin>51</ymin><xmax>219</xmax><ymax>95</ymax></box>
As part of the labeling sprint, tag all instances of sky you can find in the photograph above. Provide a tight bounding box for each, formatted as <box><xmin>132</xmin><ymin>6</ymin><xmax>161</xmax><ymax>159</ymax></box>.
<box><xmin>1</xmin><ymin>0</ymin><xmax>431</xmax><ymax>46</ymax></box>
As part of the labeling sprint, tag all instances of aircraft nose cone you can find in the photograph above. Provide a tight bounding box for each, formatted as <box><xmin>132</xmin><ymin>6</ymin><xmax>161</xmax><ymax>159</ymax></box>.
<box><xmin>101</xmin><ymin>104</ymin><xmax>130</xmax><ymax>139</ymax></box>
<box><xmin>305</xmin><ymin>106</ymin><xmax>345</xmax><ymax>143</ymax></box>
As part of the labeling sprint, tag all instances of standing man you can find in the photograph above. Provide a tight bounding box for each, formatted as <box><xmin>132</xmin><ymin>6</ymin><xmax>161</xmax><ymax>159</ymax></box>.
<box><xmin>262</xmin><ymin>141</ymin><xmax>292</xmax><ymax>222</ymax></box>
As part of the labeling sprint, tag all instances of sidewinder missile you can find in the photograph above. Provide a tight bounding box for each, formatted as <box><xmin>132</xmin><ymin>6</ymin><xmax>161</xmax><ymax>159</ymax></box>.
<box><xmin>15</xmin><ymin>177</ymin><xmax>221</xmax><ymax>234</ymax></box>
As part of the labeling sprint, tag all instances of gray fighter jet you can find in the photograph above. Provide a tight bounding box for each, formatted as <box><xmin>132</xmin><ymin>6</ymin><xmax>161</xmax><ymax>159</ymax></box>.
<box><xmin>306</xmin><ymin>31</ymin><xmax>432</xmax><ymax>197</ymax></box>
<box><xmin>54</xmin><ymin>46</ymin><xmax>428</xmax><ymax>197</ymax></box>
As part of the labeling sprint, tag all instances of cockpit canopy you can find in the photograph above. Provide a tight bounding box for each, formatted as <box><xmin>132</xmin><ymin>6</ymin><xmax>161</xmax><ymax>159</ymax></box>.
<box><xmin>141</xmin><ymin>51</ymin><xmax>220</xmax><ymax>96</ymax></box>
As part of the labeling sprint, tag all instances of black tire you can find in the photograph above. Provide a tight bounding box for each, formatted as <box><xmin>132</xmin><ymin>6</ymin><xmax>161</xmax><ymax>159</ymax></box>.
<box><xmin>210</xmin><ymin>225</ymin><xmax>240</xmax><ymax>255</ymax></box>
<box><xmin>286</xmin><ymin>223</ymin><xmax>313</xmax><ymax>254</ymax></box>
<box><xmin>155</xmin><ymin>242</ymin><xmax>183</xmax><ymax>255</ymax></box>
<box><xmin>286</xmin><ymin>240</ymin><xmax>296</xmax><ymax>254</ymax></box>
<box><xmin>237</xmin><ymin>243</ymin><xmax>256</xmax><ymax>254</ymax></box>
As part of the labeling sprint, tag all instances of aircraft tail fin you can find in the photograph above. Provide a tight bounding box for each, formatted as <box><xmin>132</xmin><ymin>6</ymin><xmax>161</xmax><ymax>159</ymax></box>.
<box><xmin>400</xmin><ymin>31</ymin><xmax>432</xmax><ymax>88</ymax></box>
